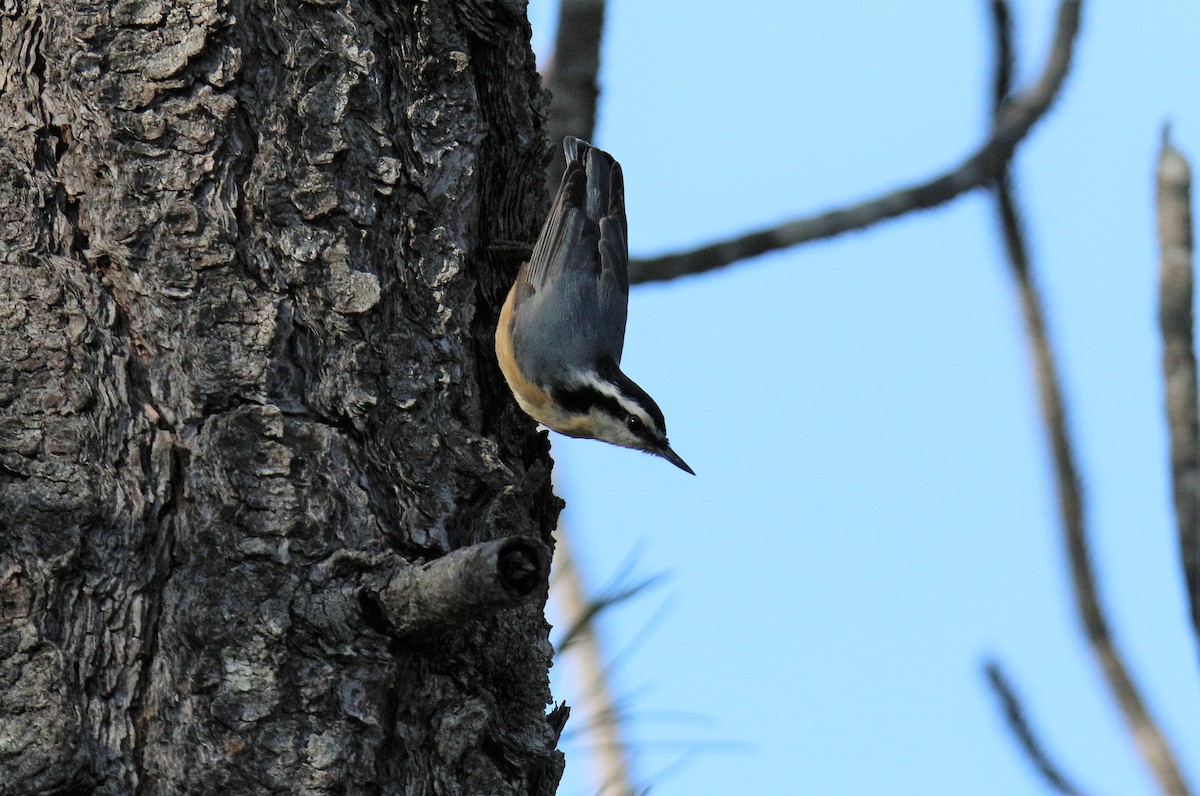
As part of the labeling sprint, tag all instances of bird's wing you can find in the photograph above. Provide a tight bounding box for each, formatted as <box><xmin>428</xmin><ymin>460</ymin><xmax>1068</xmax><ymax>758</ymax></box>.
<box><xmin>594</xmin><ymin>145</ymin><xmax>629</xmax><ymax>362</ymax></box>
<box><xmin>515</xmin><ymin>138</ymin><xmax>630</xmax><ymax>377</ymax></box>
<box><xmin>524</xmin><ymin>147</ymin><xmax>590</xmax><ymax>292</ymax></box>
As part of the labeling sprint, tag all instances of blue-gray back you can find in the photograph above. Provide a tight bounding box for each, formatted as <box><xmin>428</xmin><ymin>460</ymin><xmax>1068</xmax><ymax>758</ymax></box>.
<box><xmin>513</xmin><ymin>137</ymin><xmax>629</xmax><ymax>386</ymax></box>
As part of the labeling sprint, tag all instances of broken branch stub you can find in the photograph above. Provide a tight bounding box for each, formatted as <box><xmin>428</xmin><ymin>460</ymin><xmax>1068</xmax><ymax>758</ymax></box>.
<box><xmin>374</xmin><ymin>536</ymin><xmax>550</xmax><ymax>637</ymax></box>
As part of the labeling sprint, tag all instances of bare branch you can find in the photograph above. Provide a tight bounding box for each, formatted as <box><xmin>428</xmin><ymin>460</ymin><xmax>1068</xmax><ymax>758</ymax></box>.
<box><xmin>998</xmin><ymin>166</ymin><xmax>1193</xmax><ymax>796</ymax></box>
<box><xmin>1156</xmin><ymin>128</ymin><xmax>1199</xmax><ymax>650</ymax></box>
<box><xmin>984</xmin><ymin>660</ymin><xmax>1090</xmax><ymax>796</ymax></box>
<box><xmin>543</xmin><ymin>0</ymin><xmax>608</xmax><ymax>195</ymax></box>
<box><xmin>551</xmin><ymin>520</ymin><xmax>639</xmax><ymax>796</ymax></box>
<box><xmin>628</xmin><ymin>1</ymin><xmax>1082</xmax><ymax>285</ymax></box>
<box><xmin>991</xmin><ymin>80</ymin><xmax>1194</xmax><ymax>796</ymax></box>
<box><xmin>988</xmin><ymin>0</ymin><xmax>1016</xmax><ymax>113</ymax></box>
<box><xmin>372</xmin><ymin>537</ymin><xmax>550</xmax><ymax>637</ymax></box>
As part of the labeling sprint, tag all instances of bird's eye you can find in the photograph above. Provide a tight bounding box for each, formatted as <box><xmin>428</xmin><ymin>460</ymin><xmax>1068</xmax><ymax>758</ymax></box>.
<box><xmin>625</xmin><ymin>414</ymin><xmax>645</xmax><ymax>434</ymax></box>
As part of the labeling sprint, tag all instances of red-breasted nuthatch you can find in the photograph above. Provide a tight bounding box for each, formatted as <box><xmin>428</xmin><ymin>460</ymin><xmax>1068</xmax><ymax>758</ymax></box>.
<box><xmin>496</xmin><ymin>137</ymin><xmax>693</xmax><ymax>474</ymax></box>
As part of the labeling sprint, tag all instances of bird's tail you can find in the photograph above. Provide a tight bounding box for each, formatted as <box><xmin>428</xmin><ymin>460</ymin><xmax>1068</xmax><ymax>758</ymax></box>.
<box><xmin>562</xmin><ymin>136</ymin><xmax>623</xmax><ymax>224</ymax></box>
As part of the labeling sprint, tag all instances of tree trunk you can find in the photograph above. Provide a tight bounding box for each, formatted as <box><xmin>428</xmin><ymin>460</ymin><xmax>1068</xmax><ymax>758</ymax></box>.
<box><xmin>0</xmin><ymin>0</ymin><xmax>564</xmax><ymax>793</ymax></box>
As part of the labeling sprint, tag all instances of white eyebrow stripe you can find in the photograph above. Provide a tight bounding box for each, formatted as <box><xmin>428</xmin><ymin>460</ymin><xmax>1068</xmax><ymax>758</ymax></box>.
<box><xmin>588</xmin><ymin>378</ymin><xmax>657</xmax><ymax>429</ymax></box>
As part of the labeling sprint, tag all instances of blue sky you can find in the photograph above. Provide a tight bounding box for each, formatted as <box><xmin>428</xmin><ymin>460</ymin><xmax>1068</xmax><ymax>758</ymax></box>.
<box><xmin>526</xmin><ymin>3</ymin><xmax>1200</xmax><ymax>794</ymax></box>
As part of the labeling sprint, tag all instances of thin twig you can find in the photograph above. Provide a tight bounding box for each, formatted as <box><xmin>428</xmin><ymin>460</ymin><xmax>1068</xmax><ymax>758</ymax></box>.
<box><xmin>989</xmin><ymin>8</ymin><xmax>1191</xmax><ymax>788</ymax></box>
<box><xmin>556</xmin><ymin>569</ymin><xmax>666</xmax><ymax>656</ymax></box>
<box><xmin>984</xmin><ymin>660</ymin><xmax>1090</xmax><ymax>796</ymax></box>
<box><xmin>982</xmin><ymin>23</ymin><xmax>1088</xmax><ymax>794</ymax></box>
<box><xmin>628</xmin><ymin>1</ymin><xmax>1082</xmax><ymax>285</ymax></box>
<box><xmin>552</xmin><ymin>520</ymin><xmax>639</xmax><ymax>796</ymax></box>
<box><xmin>999</xmin><ymin>165</ymin><xmax>1193</xmax><ymax>796</ymax></box>
<box><xmin>988</xmin><ymin>0</ymin><xmax>1016</xmax><ymax>113</ymax></box>
<box><xmin>542</xmin><ymin>0</ymin><xmax>607</xmax><ymax>196</ymax></box>
<box><xmin>1156</xmin><ymin>128</ymin><xmax>1199</xmax><ymax>652</ymax></box>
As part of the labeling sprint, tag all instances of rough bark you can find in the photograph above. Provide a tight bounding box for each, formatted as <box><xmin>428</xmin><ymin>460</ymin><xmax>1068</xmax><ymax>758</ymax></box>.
<box><xmin>0</xmin><ymin>0</ymin><xmax>565</xmax><ymax>793</ymax></box>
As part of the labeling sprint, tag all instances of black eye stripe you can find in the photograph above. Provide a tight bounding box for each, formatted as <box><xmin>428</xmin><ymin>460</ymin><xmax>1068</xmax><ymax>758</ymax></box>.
<box><xmin>552</xmin><ymin>358</ymin><xmax>669</xmax><ymax>441</ymax></box>
<box><xmin>595</xmin><ymin>358</ymin><xmax>666</xmax><ymax>430</ymax></box>
<box><xmin>554</xmin><ymin>385</ymin><xmax>626</xmax><ymax>419</ymax></box>
<box><xmin>552</xmin><ymin>385</ymin><xmax>658</xmax><ymax>442</ymax></box>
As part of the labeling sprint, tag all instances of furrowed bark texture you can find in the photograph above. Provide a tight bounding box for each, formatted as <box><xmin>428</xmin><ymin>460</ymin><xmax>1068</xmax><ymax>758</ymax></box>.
<box><xmin>0</xmin><ymin>0</ymin><xmax>564</xmax><ymax>793</ymax></box>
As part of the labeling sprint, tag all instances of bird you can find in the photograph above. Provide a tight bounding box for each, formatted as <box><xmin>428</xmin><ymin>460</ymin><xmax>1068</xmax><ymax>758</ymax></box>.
<box><xmin>496</xmin><ymin>136</ymin><xmax>693</xmax><ymax>474</ymax></box>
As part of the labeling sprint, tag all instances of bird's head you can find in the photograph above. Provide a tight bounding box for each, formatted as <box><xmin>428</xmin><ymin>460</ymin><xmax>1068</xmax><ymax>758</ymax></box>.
<box><xmin>551</xmin><ymin>360</ymin><xmax>694</xmax><ymax>474</ymax></box>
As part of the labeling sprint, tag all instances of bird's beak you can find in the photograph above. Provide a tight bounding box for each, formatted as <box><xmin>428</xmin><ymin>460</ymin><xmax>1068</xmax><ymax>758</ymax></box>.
<box><xmin>658</xmin><ymin>444</ymin><xmax>695</xmax><ymax>475</ymax></box>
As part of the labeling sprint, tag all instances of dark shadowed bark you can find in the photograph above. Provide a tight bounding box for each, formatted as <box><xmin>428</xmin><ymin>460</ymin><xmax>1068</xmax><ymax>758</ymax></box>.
<box><xmin>0</xmin><ymin>0</ymin><xmax>567</xmax><ymax>793</ymax></box>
